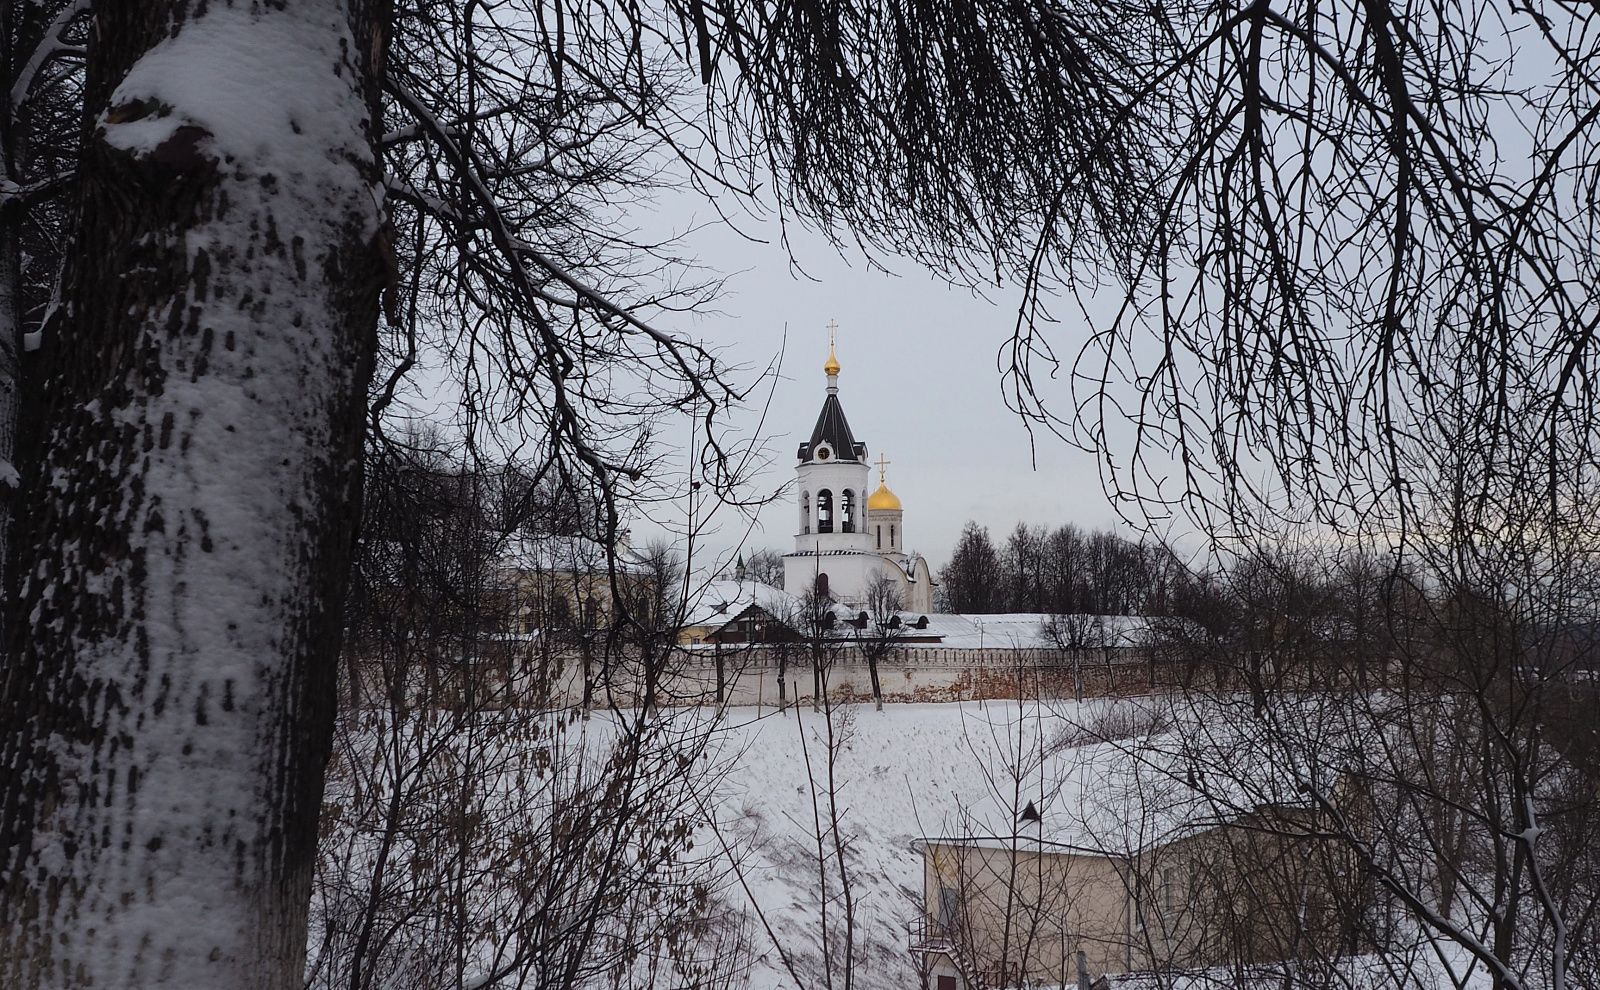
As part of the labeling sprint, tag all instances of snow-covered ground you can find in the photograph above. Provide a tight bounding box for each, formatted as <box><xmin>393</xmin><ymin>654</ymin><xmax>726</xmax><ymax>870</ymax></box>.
<box><xmin>313</xmin><ymin>695</ymin><xmax>1548</xmax><ymax>990</ymax></box>
<box><xmin>705</xmin><ymin>699</ymin><xmax>1095</xmax><ymax>990</ymax></box>
<box><xmin>703</xmin><ymin>699</ymin><xmax>1507</xmax><ymax>990</ymax></box>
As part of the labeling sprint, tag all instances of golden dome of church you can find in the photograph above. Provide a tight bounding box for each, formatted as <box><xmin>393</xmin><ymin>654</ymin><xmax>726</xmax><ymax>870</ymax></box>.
<box><xmin>867</xmin><ymin>482</ymin><xmax>901</xmax><ymax>511</ymax></box>
<box><xmin>866</xmin><ymin>451</ymin><xmax>901</xmax><ymax>510</ymax></box>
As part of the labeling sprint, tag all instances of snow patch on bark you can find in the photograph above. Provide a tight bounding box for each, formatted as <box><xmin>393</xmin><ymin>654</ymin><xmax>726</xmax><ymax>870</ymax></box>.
<box><xmin>100</xmin><ymin>4</ymin><xmax>377</xmax><ymax>241</ymax></box>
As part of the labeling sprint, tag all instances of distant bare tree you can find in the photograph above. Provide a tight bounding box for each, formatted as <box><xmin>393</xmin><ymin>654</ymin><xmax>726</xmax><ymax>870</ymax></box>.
<box><xmin>768</xmin><ymin>589</ymin><xmax>836</xmax><ymax>714</ymax></box>
<box><xmin>941</xmin><ymin>522</ymin><xmax>1005</xmax><ymax>613</ymax></box>
<box><xmin>311</xmin><ymin>447</ymin><xmax>745</xmax><ymax>990</ymax></box>
<box><xmin>1041</xmin><ymin>612</ymin><xmax>1098</xmax><ymax>653</ymax></box>
<box><xmin>1142</xmin><ymin>530</ymin><xmax>1600</xmax><ymax>990</ymax></box>
<box><xmin>947</xmin><ymin>519</ymin><xmax>1181</xmax><ymax>617</ymax></box>
<box><xmin>1039</xmin><ymin>612</ymin><xmax>1099</xmax><ymax>702</ymax></box>
<box><xmin>851</xmin><ymin>573</ymin><xmax>908</xmax><ymax>712</ymax></box>
<box><xmin>742</xmin><ymin>548</ymin><xmax>785</xmax><ymax>588</ymax></box>
<box><xmin>1002</xmin><ymin>524</ymin><xmax>1051</xmax><ymax>614</ymax></box>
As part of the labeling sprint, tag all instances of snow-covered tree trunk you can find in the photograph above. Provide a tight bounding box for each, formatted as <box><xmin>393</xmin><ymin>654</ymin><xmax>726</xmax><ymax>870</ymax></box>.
<box><xmin>0</xmin><ymin>2</ymin><xmax>386</xmax><ymax>987</ymax></box>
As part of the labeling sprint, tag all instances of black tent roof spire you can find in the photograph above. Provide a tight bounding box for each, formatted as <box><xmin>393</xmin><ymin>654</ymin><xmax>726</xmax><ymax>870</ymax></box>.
<box><xmin>797</xmin><ymin>322</ymin><xmax>867</xmax><ymax>463</ymax></box>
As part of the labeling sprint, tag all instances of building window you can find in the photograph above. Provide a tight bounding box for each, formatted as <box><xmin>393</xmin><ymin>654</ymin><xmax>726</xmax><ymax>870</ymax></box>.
<box><xmin>841</xmin><ymin>489</ymin><xmax>856</xmax><ymax>533</ymax></box>
<box><xmin>890</xmin><ymin>524</ymin><xmax>896</xmax><ymax>547</ymax></box>
<box><xmin>817</xmin><ymin>489</ymin><xmax>834</xmax><ymax>533</ymax></box>
<box><xmin>1162</xmin><ymin>867</ymin><xmax>1181</xmax><ymax>915</ymax></box>
<box><xmin>876</xmin><ymin>524</ymin><xmax>882</xmax><ymax>548</ymax></box>
<box><xmin>937</xmin><ymin>885</ymin><xmax>960</xmax><ymax>932</ymax></box>
<box><xmin>815</xmin><ymin>573</ymin><xmax>830</xmax><ymax>598</ymax></box>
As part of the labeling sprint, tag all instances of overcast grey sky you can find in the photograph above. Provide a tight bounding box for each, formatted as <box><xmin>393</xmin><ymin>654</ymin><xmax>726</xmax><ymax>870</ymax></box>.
<box><xmin>639</xmin><ymin>209</ymin><xmax>1136</xmax><ymax>570</ymax></box>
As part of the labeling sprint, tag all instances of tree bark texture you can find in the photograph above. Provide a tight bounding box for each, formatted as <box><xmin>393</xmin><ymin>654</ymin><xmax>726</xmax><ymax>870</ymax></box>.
<box><xmin>0</xmin><ymin>213</ymin><xmax>19</xmax><ymax>595</ymax></box>
<box><xmin>0</xmin><ymin>0</ymin><xmax>51</xmax><ymax>635</ymax></box>
<box><xmin>0</xmin><ymin>2</ymin><xmax>385</xmax><ymax>986</ymax></box>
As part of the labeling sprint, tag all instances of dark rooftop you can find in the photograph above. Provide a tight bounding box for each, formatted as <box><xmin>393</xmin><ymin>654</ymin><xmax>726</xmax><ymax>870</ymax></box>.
<box><xmin>797</xmin><ymin>392</ymin><xmax>868</xmax><ymax>462</ymax></box>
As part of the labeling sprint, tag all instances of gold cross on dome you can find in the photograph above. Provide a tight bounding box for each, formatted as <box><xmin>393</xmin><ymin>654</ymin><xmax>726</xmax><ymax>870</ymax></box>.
<box><xmin>826</xmin><ymin>318</ymin><xmax>838</xmax><ymax>349</ymax></box>
<box><xmin>876</xmin><ymin>452</ymin><xmax>890</xmax><ymax>483</ymax></box>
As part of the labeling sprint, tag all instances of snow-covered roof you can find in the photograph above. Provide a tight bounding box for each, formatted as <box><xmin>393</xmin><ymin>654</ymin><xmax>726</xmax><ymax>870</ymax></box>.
<box><xmin>679</xmin><ymin>584</ymin><xmax>1167</xmax><ymax>651</ymax></box>
<box><xmin>682</xmin><ymin>579</ymin><xmax>804</xmax><ymax>630</ymax></box>
<box><xmin>912</xmin><ymin>613</ymin><xmax>1154</xmax><ymax>650</ymax></box>
<box><xmin>1096</xmin><ymin>954</ymin><xmax>1449</xmax><ymax>990</ymax></box>
<box><xmin>677</xmin><ymin>576</ymin><xmax>1161</xmax><ymax>650</ymax></box>
<box><xmin>916</xmin><ymin>724</ymin><xmax>1309</xmax><ymax>857</ymax></box>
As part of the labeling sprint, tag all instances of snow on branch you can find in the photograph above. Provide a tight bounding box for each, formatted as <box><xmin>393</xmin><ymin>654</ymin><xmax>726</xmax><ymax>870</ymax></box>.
<box><xmin>0</xmin><ymin>170</ymin><xmax>74</xmax><ymax>208</ymax></box>
<box><xmin>7</xmin><ymin>0</ymin><xmax>90</xmax><ymax>114</ymax></box>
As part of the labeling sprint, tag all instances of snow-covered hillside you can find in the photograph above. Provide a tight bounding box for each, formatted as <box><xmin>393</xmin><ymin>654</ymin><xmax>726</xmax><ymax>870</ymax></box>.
<box><xmin>706</xmin><ymin>700</ymin><xmax>1092</xmax><ymax>990</ymax></box>
<box><xmin>313</xmin><ymin>690</ymin><xmax>1552</xmax><ymax>990</ymax></box>
<box><xmin>703</xmin><ymin>700</ymin><xmax>1504</xmax><ymax>990</ymax></box>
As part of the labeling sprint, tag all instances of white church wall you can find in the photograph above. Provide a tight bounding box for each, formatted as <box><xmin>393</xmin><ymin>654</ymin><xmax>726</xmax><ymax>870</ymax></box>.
<box><xmin>869</xmin><ymin>507</ymin><xmax>903</xmax><ymax>553</ymax></box>
<box><xmin>591</xmin><ymin>645</ymin><xmax>1157</xmax><ymax>707</ymax></box>
<box><xmin>782</xmin><ymin>549</ymin><xmax>882</xmax><ymax>603</ymax></box>
<box><xmin>906</xmin><ymin>555</ymin><xmax>936</xmax><ymax>612</ymax></box>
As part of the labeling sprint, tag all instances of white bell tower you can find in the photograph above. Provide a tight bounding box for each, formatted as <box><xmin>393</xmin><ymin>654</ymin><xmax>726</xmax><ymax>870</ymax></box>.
<box><xmin>785</xmin><ymin>324</ymin><xmax>872</xmax><ymax>601</ymax></box>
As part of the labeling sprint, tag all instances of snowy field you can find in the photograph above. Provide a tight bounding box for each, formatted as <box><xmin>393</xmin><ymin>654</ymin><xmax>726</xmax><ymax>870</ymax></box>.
<box><xmin>705</xmin><ymin>699</ymin><xmax>1091</xmax><ymax>990</ymax></box>
<box><xmin>312</xmin><ymin>695</ymin><xmax>1521</xmax><ymax>990</ymax></box>
<box><xmin>703</xmin><ymin>700</ymin><xmax>1500</xmax><ymax>990</ymax></box>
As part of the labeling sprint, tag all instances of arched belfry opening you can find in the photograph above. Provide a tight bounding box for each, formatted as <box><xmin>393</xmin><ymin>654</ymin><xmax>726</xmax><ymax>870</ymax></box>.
<box><xmin>841</xmin><ymin>489</ymin><xmax>856</xmax><ymax>533</ymax></box>
<box><xmin>801</xmin><ymin>491</ymin><xmax>811</xmax><ymax>535</ymax></box>
<box><xmin>817</xmin><ymin>489</ymin><xmax>834</xmax><ymax>533</ymax></box>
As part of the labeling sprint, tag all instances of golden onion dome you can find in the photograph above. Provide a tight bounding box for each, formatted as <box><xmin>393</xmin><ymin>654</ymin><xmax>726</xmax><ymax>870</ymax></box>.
<box><xmin>823</xmin><ymin>345</ymin><xmax>841</xmax><ymax>377</ymax></box>
<box><xmin>867</xmin><ymin>483</ymin><xmax>902</xmax><ymax>511</ymax></box>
